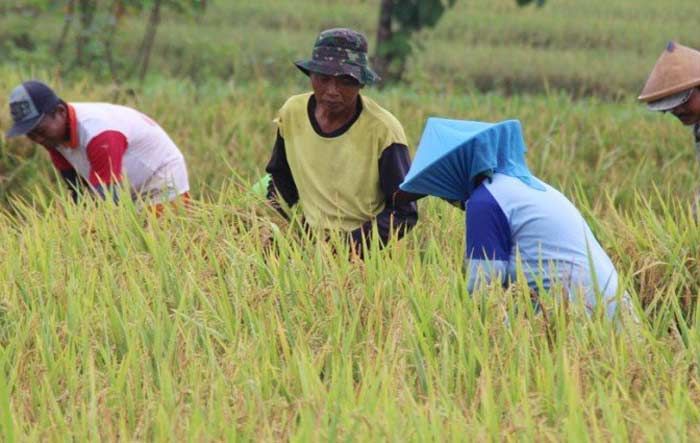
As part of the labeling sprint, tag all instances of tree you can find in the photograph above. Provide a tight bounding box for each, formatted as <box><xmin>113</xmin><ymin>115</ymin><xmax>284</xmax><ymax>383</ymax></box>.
<box><xmin>373</xmin><ymin>0</ymin><xmax>546</xmax><ymax>85</ymax></box>
<box><xmin>49</xmin><ymin>0</ymin><xmax>208</xmax><ymax>84</ymax></box>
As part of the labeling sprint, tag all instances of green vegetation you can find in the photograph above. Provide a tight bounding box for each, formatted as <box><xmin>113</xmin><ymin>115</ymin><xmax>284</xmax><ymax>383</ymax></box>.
<box><xmin>1</xmin><ymin>0</ymin><xmax>698</xmax><ymax>95</ymax></box>
<box><xmin>1</xmin><ymin>0</ymin><xmax>700</xmax><ymax>440</ymax></box>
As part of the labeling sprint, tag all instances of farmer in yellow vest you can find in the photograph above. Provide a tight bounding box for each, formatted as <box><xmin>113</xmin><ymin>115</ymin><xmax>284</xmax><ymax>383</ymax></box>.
<box><xmin>264</xmin><ymin>28</ymin><xmax>418</xmax><ymax>257</ymax></box>
<box><xmin>639</xmin><ymin>42</ymin><xmax>700</xmax><ymax>207</ymax></box>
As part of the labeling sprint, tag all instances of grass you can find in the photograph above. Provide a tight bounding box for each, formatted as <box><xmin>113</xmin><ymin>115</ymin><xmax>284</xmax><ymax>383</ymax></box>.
<box><xmin>1</xmin><ymin>66</ymin><xmax>698</xmax><ymax>205</ymax></box>
<box><xmin>1</xmin><ymin>0</ymin><xmax>700</xmax><ymax>439</ymax></box>
<box><xmin>0</xmin><ymin>176</ymin><xmax>699</xmax><ymax>440</ymax></box>
<box><xmin>1</xmin><ymin>71</ymin><xmax>700</xmax><ymax>438</ymax></box>
<box><xmin>2</xmin><ymin>0</ymin><xmax>699</xmax><ymax>96</ymax></box>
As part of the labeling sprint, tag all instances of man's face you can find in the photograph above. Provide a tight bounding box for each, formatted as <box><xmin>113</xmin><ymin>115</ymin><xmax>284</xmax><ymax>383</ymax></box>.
<box><xmin>26</xmin><ymin>104</ymin><xmax>68</xmax><ymax>148</ymax></box>
<box><xmin>671</xmin><ymin>88</ymin><xmax>700</xmax><ymax>126</ymax></box>
<box><xmin>310</xmin><ymin>73</ymin><xmax>361</xmax><ymax>115</ymax></box>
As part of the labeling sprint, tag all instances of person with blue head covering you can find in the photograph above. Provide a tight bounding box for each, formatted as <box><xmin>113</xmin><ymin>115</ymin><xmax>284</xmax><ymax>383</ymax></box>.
<box><xmin>401</xmin><ymin>118</ymin><xmax>632</xmax><ymax>319</ymax></box>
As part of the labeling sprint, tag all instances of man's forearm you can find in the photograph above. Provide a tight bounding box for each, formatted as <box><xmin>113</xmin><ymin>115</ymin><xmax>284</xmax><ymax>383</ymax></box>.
<box><xmin>265</xmin><ymin>131</ymin><xmax>299</xmax><ymax>212</ymax></box>
<box><xmin>60</xmin><ymin>169</ymin><xmax>82</xmax><ymax>203</ymax></box>
<box><xmin>349</xmin><ymin>205</ymin><xmax>418</xmax><ymax>257</ymax></box>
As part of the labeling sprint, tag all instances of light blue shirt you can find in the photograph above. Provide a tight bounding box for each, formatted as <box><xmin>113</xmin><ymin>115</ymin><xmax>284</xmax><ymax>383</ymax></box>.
<box><xmin>465</xmin><ymin>173</ymin><xmax>626</xmax><ymax>318</ymax></box>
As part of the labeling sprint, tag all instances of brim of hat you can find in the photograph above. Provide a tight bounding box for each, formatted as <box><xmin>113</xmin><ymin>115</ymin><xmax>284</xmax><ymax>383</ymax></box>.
<box><xmin>646</xmin><ymin>89</ymin><xmax>693</xmax><ymax>111</ymax></box>
<box><xmin>294</xmin><ymin>59</ymin><xmax>379</xmax><ymax>85</ymax></box>
<box><xmin>5</xmin><ymin>114</ymin><xmax>43</xmax><ymax>138</ymax></box>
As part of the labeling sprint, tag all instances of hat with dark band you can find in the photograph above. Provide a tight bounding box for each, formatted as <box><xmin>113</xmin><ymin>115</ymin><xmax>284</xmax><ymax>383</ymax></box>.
<box><xmin>646</xmin><ymin>88</ymin><xmax>694</xmax><ymax>112</ymax></box>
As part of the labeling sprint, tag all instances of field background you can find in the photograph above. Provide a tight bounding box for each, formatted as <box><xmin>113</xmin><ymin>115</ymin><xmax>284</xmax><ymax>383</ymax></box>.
<box><xmin>1</xmin><ymin>0</ymin><xmax>700</xmax><ymax>441</ymax></box>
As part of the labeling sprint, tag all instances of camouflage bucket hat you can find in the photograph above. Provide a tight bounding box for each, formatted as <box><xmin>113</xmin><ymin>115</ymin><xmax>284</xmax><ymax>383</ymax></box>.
<box><xmin>295</xmin><ymin>28</ymin><xmax>380</xmax><ymax>86</ymax></box>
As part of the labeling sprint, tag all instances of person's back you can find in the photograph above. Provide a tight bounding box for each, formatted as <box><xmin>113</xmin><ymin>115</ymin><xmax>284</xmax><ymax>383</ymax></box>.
<box><xmin>57</xmin><ymin>102</ymin><xmax>188</xmax><ymax>201</ymax></box>
<box><xmin>467</xmin><ymin>173</ymin><xmax>623</xmax><ymax>317</ymax></box>
<box><xmin>6</xmin><ymin>80</ymin><xmax>190</xmax><ymax>210</ymax></box>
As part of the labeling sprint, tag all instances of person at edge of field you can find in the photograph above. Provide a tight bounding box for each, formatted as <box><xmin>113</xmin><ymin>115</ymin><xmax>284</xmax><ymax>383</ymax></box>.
<box><xmin>264</xmin><ymin>28</ymin><xmax>418</xmax><ymax>258</ymax></box>
<box><xmin>5</xmin><ymin>80</ymin><xmax>190</xmax><ymax>214</ymax></box>
<box><xmin>639</xmin><ymin>41</ymin><xmax>700</xmax><ymax>209</ymax></box>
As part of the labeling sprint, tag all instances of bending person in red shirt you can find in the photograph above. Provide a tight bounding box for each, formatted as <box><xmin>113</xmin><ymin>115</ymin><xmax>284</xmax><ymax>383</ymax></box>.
<box><xmin>6</xmin><ymin>80</ymin><xmax>190</xmax><ymax>209</ymax></box>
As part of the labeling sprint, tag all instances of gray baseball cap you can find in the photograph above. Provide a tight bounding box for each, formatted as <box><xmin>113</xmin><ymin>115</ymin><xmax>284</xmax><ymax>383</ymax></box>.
<box><xmin>6</xmin><ymin>80</ymin><xmax>61</xmax><ymax>137</ymax></box>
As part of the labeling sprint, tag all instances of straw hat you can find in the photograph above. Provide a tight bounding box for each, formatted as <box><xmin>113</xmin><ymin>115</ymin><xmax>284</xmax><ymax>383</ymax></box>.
<box><xmin>639</xmin><ymin>42</ymin><xmax>700</xmax><ymax>109</ymax></box>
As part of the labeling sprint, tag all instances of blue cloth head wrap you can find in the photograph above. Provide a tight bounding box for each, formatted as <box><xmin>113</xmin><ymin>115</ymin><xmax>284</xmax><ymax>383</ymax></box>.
<box><xmin>400</xmin><ymin>118</ymin><xmax>545</xmax><ymax>201</ymax></box>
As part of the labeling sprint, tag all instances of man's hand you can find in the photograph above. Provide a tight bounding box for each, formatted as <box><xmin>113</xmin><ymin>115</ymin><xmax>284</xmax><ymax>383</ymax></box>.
<box><xmin>391</xmin><ymin>189</ymin><xmax>425</xmax><ymax>206</ymax></box>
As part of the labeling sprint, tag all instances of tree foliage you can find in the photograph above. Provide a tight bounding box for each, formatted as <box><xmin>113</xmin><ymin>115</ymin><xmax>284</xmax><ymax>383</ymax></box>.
<box><xmin>516</xmin><ymin>0</ymin><xmax>546</xmax><ymax>5</ymax></box>
<box><xmin>373</xmin><ymin>0</ymin><xmax>546</xmax><ymax>85</ymax></box>
<box><xmin>12</xmin><ymin>0</ymin><xmax>207</xmax><ymax>84</ymax></box>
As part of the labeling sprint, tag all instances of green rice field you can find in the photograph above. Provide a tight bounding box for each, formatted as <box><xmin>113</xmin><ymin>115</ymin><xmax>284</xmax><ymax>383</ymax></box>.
<box><xmin>1</xmin><ymin>0</ymin><xmax>700</xmax><ymax>440</ymax></box>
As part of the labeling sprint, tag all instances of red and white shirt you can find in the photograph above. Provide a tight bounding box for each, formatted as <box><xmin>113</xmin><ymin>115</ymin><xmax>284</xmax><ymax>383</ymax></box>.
<box><xmin>49</xmin><ymin>103</ymin><xmax>189</xmax><ymax>203</ymax></box>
